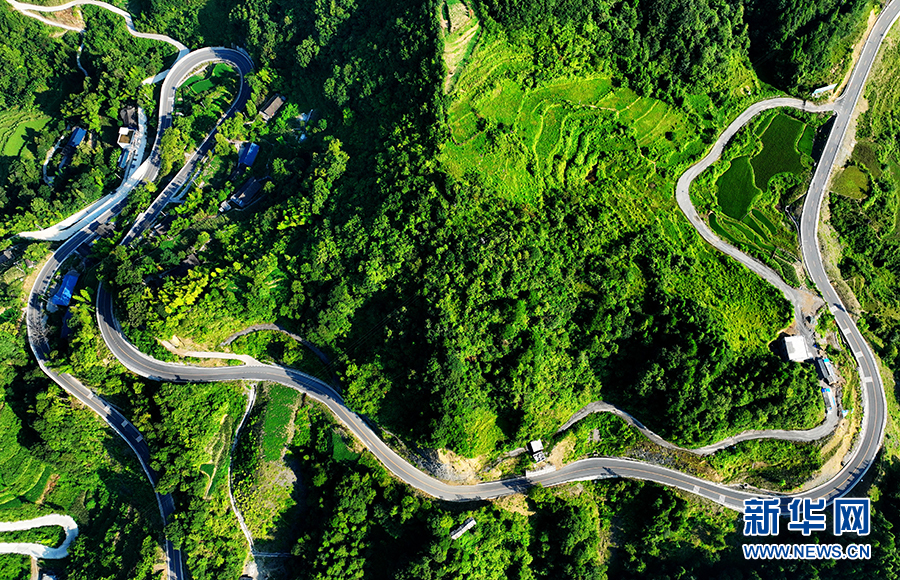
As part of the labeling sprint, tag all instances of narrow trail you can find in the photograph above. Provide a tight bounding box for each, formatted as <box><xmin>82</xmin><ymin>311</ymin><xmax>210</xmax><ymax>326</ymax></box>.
<box><xmin>229</xmin><ymin>386</ymin><xmax>257</xmax><ymax>554</ymax></box>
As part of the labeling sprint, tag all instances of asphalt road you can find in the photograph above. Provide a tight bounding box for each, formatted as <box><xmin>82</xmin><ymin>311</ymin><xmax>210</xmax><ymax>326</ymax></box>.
<box><xmin>24</xmin><ymin>44</ymin><xmax>253</xmax><ymax>580</ymax></box>
<box><xmin>20</xmin><ymin>0</ymin><xmax>900</xmax><ymax>576</ymax></box>
<box><xmin>93</xmin><ymin>0</ymin><xmax>900</xmax><ymax>518</ymax></box>
<box><xmin>797</xmin><ymin>0</ymin><xmax>900</xmax><ymax>503</ymax></box>
<box><xmin>122</xmin><ymin>47</ymin><xmax>254</xmax><ymax>245</ymax></box>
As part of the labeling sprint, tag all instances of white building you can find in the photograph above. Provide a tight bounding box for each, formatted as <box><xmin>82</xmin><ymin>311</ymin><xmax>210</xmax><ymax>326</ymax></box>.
<box><xmin>784</xmin><ymin>335</ymin><xmax>811</xmax><ymax>362</ymax></box>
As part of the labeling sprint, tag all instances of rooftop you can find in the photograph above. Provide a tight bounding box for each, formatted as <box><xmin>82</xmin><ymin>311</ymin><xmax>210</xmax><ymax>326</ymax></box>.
<box><xmin>260</xmin><ymin>94</ymin><xmax>286</xmax><ymax>121</ymax></box>
<box><xmin>784</xmin><ymin>335</ymin><xmax>811</xmax><ymax>362</ymax></box>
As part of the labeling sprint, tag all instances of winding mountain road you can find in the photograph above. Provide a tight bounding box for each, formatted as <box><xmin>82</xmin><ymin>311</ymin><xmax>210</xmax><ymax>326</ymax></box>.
<box><xmin>18</xmin><ymin>5</ymin><xmax>253</xmax><ymax>574</ymax></box>
<box><xmin>93</xmin><ymin>0</ymin><xmax>900</xmax><ymax>516</ymax></box>
<box><xmin>15</xmin><ymin>0</ymin><xmax>900</xmax><ymax>575</ymax></box>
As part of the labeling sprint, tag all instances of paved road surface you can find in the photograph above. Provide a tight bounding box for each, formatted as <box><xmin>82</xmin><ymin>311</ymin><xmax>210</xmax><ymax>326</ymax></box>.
<box><xmin>557</xmin><ymin>399</ymin><xmax>840</xmax><ymax>456</ymax></box>
<box><xmin>122</xmin><ymin>47</ymin><xmax>254</xmax><ymax>245</ymax></box>
<box><xmin>5</xmin><ymin>0</ymin><xmax>187</xmax><ymax>57</ymax></box>
<box><xmin>18</xmin><ymin>0</ymin><xmax>900</xmax><ymax>576</ymax></box>
<box><xmin>0</xmin><ymin>515</ymin><xmax>78</xmax><ymax>560</ymax></box>
<box><xmin>94</xmin><ymin>0</ymin><xmax>900</xmax><ymax>516</ymax></box>
<box><xmin>23</xmin><ymin>38</ymin><xmax>253</xmax><ymax>580</ymax></box>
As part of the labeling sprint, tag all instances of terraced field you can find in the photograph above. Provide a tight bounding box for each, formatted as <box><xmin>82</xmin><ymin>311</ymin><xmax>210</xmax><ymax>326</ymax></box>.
<box><xmin>696</xmin><ymin>109</ymin><xmax>822</xmax><ymax>284</ymax></box>
<box><xmin>441</xmin><ymin>31</ymin><xmax>694</xmax><ymax>204</ymax></box>
<box><xmin>0</xmin><ymin>404</ymin><xmax>52</xmax><ymax>510</ymax></box>
<box><xmin>0</xmin><ymin>109</ymin><xmax>51</xmax><ymax>158</ymax></box>
<box><xmin>750</xmin><ymin>113</ymin><xmax>806</xmax><ymax>190</ymax></box>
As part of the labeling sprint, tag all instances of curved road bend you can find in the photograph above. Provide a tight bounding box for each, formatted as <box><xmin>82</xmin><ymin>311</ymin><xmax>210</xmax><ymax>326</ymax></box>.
<box><xmin>799</xmin><ymin>0</ymin><xmax>900</xmax><ymax>497</ymax></box>
<box><xmin>674</xmin><ymin>97</ymin><xmax>834</xmax><ymax>312</ymax></box>
<box><xmin>0</xmin><ymin>514</ymin><xmax>79</xmax><ymax>560</ymax></box>
<box><xmin>25</xmin><ymin>44</ymin><xmax>254</xmax><ymax>580</ymax></box>
<box><xmin>91</xmin><ymin>273</ymin><xmax>869</xmax><ymax>516</ymax></box>
<box><xmin>122</xmin><ymin>47</ymin><xmax>254</xmax><ymax>245</ymax></box>
<box><xmin>557</xmin><ymin>400</ymin><xmax>840</xmax><ymax>457</ymax></box>
<box><xmin>97</xmin><ymin>0</ymin><xmax>900</xmax><ymax>517</ymax></box>
<box><xmin>5</xmin><ymin>0</ymin><xmax>188</xmax><ymax>58</ymax></box>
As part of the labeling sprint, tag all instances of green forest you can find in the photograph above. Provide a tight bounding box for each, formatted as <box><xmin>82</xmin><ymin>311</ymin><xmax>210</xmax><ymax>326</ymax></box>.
<box><xmin>0</xmin><ymin>0</ymin><xmax>898</xmax><ymax>578</ymax></box>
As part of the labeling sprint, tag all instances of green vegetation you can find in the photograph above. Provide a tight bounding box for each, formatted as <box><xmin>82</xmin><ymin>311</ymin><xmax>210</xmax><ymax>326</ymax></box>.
<box><xmin>717</xmin><ymin>156</ymin><xmax>762</xmax><ymax>219</ymax></box>
<box><xmin>2</xmin><ymin>0</ymin><xmax>890</xmax><ymax>576</ymax></box>
<box><xmin>833</xmin><ymin>165</ymin><xmax>870</xmax><ymax>199</ymax></box>
<box><xmin>0</xmin><ymin>3</ymin><xmax>182</xmax><ymax>238</ymax></box>
<box><xmin>150</xmin><ymin>381</ymin><xmax>247</xmax><ymax>580</ymax></box>
<box><xmin>0</xmin><ymin>315</ymin><xmax>162</xmax><ymax>579</ymax></box>
<box><xmin>744</xmin><ymin>0</ymin><xmax>875</xmax><ymax>92</ymax></box>
<box><xmin>91</xmin><ymin>0</ymin><xmax>835</xmax><ymax>467</ymax></box>
<box><xmin>708</xmin><ymin>439</ymin><xmax>821</xmax><ymax>490</ymax></box>
<box><xmin>229</xmin><ymin>330</ymin><xmax>332</xmax><ymax>379</ymax></box>
<box><xmin>0</xmin><ymin>525</ymin><xmax>64</xmax><ymax>548</ymax></box>
<box><xmin>558</xmin><ymin>413</ymin><xmax>640</xmax><ymax>460</ymax></box>
<box><xmin>160</xmin><ymin>63</ymin><xmax>239</xmax><ymax>175</ymax></box>
<box><xmin>751</xmin><ymin>113</ymin><xmax>806</xmax><ymax>190</ymax></box>
<box><xmin>440</xmin><ymin>0</ymin><xmax>480</xmax><ymax>91</ymax></box>
<box><xmin>695</xmin><ymin>108</ymin><xmax>827</xmax><ymax>280</ymax></box>
<box><xmin>234</xmin><ymin>385</ymin><xmax>304</xmax><ymax>551</ymax></box>
<box><xmin>0</xmin><ymin>110</ymin><xmax>50</xmax><ymax>157</ymax></box>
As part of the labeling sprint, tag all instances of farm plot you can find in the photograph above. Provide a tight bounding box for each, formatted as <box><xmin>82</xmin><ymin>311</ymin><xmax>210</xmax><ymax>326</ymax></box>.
<box><xmin>0</xmin><ymin>405</ymin><xmax>52</xmax><ymax>509</ymax></box>
<box><xmin>707</xmin><ymin>109</ymin><xmax>816</xmax><ymax>265</ymax></box>
<box><xmin>0</xmin><ymin>110</ymin><xmax>51</xmax><ymax>157</ymax></box>
<box><xmin>716</xmin><ymin>156</ymin><xmax>762</xmax><ymax>219</ymax></box>
<box><xmin>750</xmin><ymin>113</ymin><xmax>806</xmax><ymax>190</ymax></box>
<box><xmin>441</xmin><ymin>28</ymin><xmax>694</xmax><ymax>205</ymax></box>
<box><xmin>232</xmin><ymin>385</ymin><xmax>304</xmax><ymax>551</ymax></box>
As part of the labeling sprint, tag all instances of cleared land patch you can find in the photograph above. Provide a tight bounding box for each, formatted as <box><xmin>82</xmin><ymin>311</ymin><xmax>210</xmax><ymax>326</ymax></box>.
<box><xmin>440</xmin><ymin>0</ymin><xmax>480</xmax><ymax>92</ymax></box>
<box><xmin>233</xmin><ymin>385</ymin><xmax>304</xmax><ymax>552</ymax></box>
<box><xmin>832</xmin><ymin>165</ymin><xmax>869</xmax><ymax>199</ymax></box>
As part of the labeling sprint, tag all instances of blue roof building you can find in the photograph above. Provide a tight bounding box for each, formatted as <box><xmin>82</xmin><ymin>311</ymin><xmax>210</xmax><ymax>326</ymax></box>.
<box><xmin>67</xmin><ymin>127</ymin><xmax>86</xmax><ymax>149</ymax></box>
<box><xmin>50</xmin><ymin>272</ymin><xmax>80</xmax><ymax>307</ymax></box>
<box><xmin>238</xmin><ymin>142</ymin><xmax>259</xmax><ymax>167</ymax></box>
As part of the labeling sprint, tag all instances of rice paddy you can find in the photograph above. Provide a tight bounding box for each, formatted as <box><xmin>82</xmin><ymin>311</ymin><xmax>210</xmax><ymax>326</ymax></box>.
<box><xmin>750</xmin><ymin>113</ymin><xmax>806</xmax><ymax>190</ymax></box>
<box><xmin>717</xmin><ymin>156</ymin><xmax>763</xmax><ymax>219</ymax></box>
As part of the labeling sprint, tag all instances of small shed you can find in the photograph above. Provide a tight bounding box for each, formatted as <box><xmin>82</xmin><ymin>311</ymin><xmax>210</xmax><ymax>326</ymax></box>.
<box><xmin>238</xmin><ymin>142</ymin><xmax>260</xmax><ymax>167</ymax></box>
<box><xmin>50</xmin><ymin>272</ymin><xmax>80</xmax><ymax>307</ymax></box>
<box><xmin>784</xmin><ymin>335</ymin><xmax>811</xmax><ymax>362</ymax></box>
<box><xmin>815</xmin><ymin>357</ymin><xmax>840</xmax><ymax>385</ymax></box>
<box><xmin>259</xmin><ymin>95</ymin><xmax>286</xmax><ymax>121</ymax></box>
<box><xmin>119</xmin><ymin>104</ymin><xmax>138</xmax><ymax>128</ymax></box>
<box><xmin>117</xmin><ymin>127</ymin><xmax>135</xmax><ymax>149</ymax></box>
<box><xmin>67</xmin><ymin>127</ymin><xmax>86</xmax><ymax>149</ymax></box>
